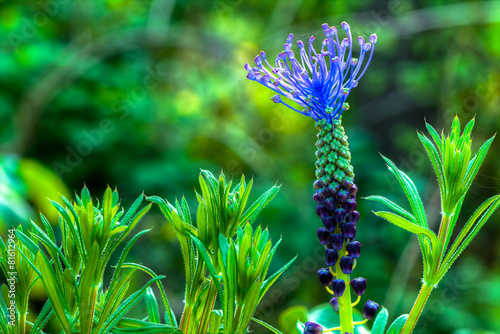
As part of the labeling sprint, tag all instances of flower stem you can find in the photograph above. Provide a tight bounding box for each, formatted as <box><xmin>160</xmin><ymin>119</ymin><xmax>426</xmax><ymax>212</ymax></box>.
<box><xmin>336</xmin><ymin>262</ymin><xmax>353</xmax><ymax>334</ymax></box>
<box><xmin>401</xmin><ymin>282</ymin><xmax>434</xmax><ymax>334</ymax></box>
<box><xmin>180</xmin><ymin>303</ymin><xmax>193</xmax><ymax>334</ymax></box>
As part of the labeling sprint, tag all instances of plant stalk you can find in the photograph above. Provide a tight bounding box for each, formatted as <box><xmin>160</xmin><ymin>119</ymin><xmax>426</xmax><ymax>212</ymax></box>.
<box><xmin>179</xmin><ymin>303</ymin><xmax>193</xmax><ymax>334</ymax></box>
<box><xmin>197</xmin><ymin>278</ymin><xmax>218</xmax><ymax>334</ymax></box>
<box><xmin>401</xmin><ymin>282</ymin><xmax>434</xmax><ymax>334</ymax></box>
<box><xmin>336</xmin><ymin>261</ymin><xmax>354</xmax><ymax>334</ymax></box>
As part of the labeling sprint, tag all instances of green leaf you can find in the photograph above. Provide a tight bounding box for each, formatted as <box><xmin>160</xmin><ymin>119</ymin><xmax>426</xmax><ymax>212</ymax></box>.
<box><xmin>363</xmin><ymin>196</ymin><xmax>415</xmax><ymax>222</ymax></box>
<box><xmin>99</xmin><ymin>276</ymin><xmax>165</xmax><ymax>334</ymax></box>
<box><xmin>30</xmin><ymin>299</ymin><xmax>54</xmax><ymax>334</ymax></box>
<box><xmin>425</xmin><ymin>122</ymin><xmax>443</xmax><ymax>150</ymax></box>
<box><xmin>208</xmin><ymin>310</ymin><xmax>223</xmax><ymax>334</ymax></box>
<box><xmin>259</xmin><ymin>255</ymin><xmax>297</xmax><ymax>302</ymax></box>
<box><xmin>463</xmin><ymin>136</ymin><xmax>495</xmax><ymax>190</ymax></box>
<box><xmin>252</xmin><ymin>317</ymin><xmax>283</xmax><ymax>334</ymax></box>
<box><xmin>439</xmin><ymin>194</ymin><xmax>500</xmax><ymax>280</ymax></box>
<box><xmin>145</xmin><ymin>287</ymin><xmax>160</xmax><ymax>324</ymax></box>
<box><xmin>371</xmin><ymin>307</ymin><xmax>388</xmax><ymax>334</ymax></box>
<box><xmin>418</xmin><ymin>133</ymin><xmax>445</xmax><ymax>195</ymax></box>
<box><xmin>373</xmin><ymin>211</ymin><xmax>439</xmax><ymax>254</ymax></box>
<box><xmin>240</xmin><ymin>185</ymin><xmax>280</xmax><ymax>225</ymax></box>
<box><xmin>381</xmin><ymin>155</ymin><xmax>428</xmax><ymax>227</ymax></box>
<box><xmin>120</xmin><ymin>263</ymin><xmax>177</xmax><ymax>327</ymax></box>
<box><xmin>189</xmin><ymin>235</ymin><xmax>224</xmax><ymax>299</ymax></box>
<box><xmin>80</xmin><ymin>242</ymin><xmax>101</xmax><ymax>334</ymax></box>
<box><xmin>37</xmin><ymin>251</ymin><xmax>73</xmax><ymax>334</ymax></box>
<box><xmin>385</xmin><ymin>314</ymin><xmax>408</xmax><ymax>334</ymax></box>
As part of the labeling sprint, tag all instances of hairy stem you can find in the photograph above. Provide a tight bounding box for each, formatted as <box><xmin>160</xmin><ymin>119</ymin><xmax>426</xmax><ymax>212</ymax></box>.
<box><xmin>401</xmin><ymin>282</ymin><xmax>434</xmax><ymax>334</ymax></box>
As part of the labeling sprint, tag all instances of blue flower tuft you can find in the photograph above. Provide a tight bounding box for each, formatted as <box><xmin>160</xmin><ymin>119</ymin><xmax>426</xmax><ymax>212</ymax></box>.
<box><xmin>245</xmin><ymin>22</ymin><xmax>377</xmax><ymax>122</ymax></box>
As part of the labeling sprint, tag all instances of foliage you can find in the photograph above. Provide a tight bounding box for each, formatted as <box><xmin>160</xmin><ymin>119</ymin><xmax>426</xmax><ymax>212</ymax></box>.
<box><xmin>147</xmin><ymin>170</ymin><xmax>295</xmax><ymax>334</ymax></box>
<box><xmin>366</xmin><ymin>116</ymin><xmax>499</xmax><ymax>332</ymax></box>
<box><xmin>1</xmin><ymin>187</ymin><xmax>177</xmax><ymax>333</ymax></box>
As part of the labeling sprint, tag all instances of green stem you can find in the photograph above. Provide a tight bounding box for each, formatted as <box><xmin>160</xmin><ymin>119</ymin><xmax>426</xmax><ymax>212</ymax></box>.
<box><xmin>19</xmin><ymin>311</ymin><xmax>26</xmax><ymax>334</ymax></box>
<box><xmin>336</xmin><ymin>261</ymin><xmax>353</xmax><ymax>334</ymax></box>
<box><xmin>179</xmin><ymin>303</ymin><xmax>193</xmax><ymax>334</ymax></box>
<box><xmin>401</xmin><ymin>282</ymin><xmax>434</xmax><ymax>334</ymax></box>
<box><xmin>197</xmin><ymin>279</ymin><xmax>218</xmax><ymax>334</ymax></box>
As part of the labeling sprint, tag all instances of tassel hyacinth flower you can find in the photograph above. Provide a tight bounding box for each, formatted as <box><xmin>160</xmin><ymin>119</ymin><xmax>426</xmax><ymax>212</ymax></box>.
<box><xmin>245</xmin><ymin>22</ymin><xmax>379</xmax><ymax>334</ymax></box>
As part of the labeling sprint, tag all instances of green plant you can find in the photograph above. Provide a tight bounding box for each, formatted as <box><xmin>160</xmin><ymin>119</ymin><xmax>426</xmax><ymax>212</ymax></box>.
<box><xmin>147</xmin><ymin>170</ymin><xmax>296</xmax><ymax>334</ymax></box>
<box><xmin>366</xmin><ymin>116</ymin><xmax>499</xmax><ymax>333</ymax></box>
<box><xmin>2</xmin><ymin>187</ymin><xmax>177</xmax><ymax>333</ymax></box>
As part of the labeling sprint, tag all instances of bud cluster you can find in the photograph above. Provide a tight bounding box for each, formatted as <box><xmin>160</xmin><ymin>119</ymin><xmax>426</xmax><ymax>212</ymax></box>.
<box><xmin>313</xmin><ymin>118</ymin><xmax>378</xmax><ymax>322</ymax></box>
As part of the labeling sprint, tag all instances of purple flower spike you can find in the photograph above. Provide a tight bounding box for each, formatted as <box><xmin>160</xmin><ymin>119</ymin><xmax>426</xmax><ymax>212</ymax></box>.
<box><xmin>347</xmin><ymin>241</ymin><xmax>361</xmax><ymax>259</ymax></box>
<box><xmin>317</xmin><ymin>228</ymin><xmax>331</xmax><ymax>245</ymax></box>
<box><xmin>331</xmin><ymin>233</ymin><xmax>344</xmax><ymax>250</ymax></box>
<box><xmin>325</xmin><ymin>249</ymin><xmax>339</xmax><ymax>267</ymax></box>
<box><xmin>304</xmin><ymin>322</ymin><xmax>324</xmax><ymax>334</ymax></box>
<box><xmin>363</xmin><ymin>300</ymin><xmax>380</xmax><ymax>320</ymax></box>
<box><xmin>330</xmin><ymin>297</ymin><xmax>339</xmax><ymax>313</ymax></box>
<box><xmin>332</xmin><ymin>279</ymin><xmax>346</xmax><ymax>297</ymax></box>
<box><xmin>341</xmin><ymin>222</ymin><xmax>356</xmax><ymax>239</ymax></box>
<box><xmin>340</xmin><ymin>256</ymin><xmax>354</xmax><ymax>274</ymax></box>
<box><xmin>350</xmin><ymin>277</ymin><xmax>367</xmax><ymax>296</ymax></box>
<box><xmin>245</xmin><ymin>22</ymin><xmax>377</xmax><ymax>123</ymax></box>
<box><xmin>318</xmin><ymin>268</ymin><xmax>333</xmax><ymax>286</ymax></box>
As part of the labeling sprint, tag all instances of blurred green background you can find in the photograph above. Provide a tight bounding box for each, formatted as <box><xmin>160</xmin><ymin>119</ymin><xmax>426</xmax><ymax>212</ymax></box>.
<box><xmin>1</xmin><ymin>0</ymin><xmax>499</xmax><ymax>333</ymax></box>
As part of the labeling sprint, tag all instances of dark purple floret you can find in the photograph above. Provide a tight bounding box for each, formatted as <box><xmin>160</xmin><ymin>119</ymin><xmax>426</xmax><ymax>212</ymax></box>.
<box><xmin>341</xmin><ymin>178</ymin><xmax>353</xmax><ymax>189</ymax></box>
<box><xmin>350</xmin><ymin>277</ymin><xmax>367</xmax><ymax>296</ymax></box>
<box><xmin>313</xmin><ymin>180</ymin><xmax>324</xmax><ymax>190</ymax></box>
<box><xmin>347</xmin><ymin>241</ymin><xmax>361</xmax><ymax>258</ymax></box>
<box><xmin>303</xmin><ymin>322</ymin><xmax>323</xmax><ymax>334</ymax></box>
<box><xmin>346</xmin><ymin>211</ymin><xmax>360</xmax><ymax>224</ymax></box>
<box><xmin>313</xmin><ymin>192</ymin><xmax>322</xmax><ymax>204</ymax></box>
<box><xmin>341</xmin><ymin>222</ymin><xmax>356</xmax><ymax>239</ymax></box>
<box><xmin>317</xmin><ymin>228</ymin><xmax>331</xmax><ymax>245</ymax></box>
<box><xmin>343</xmin><ymin>198</ymin><xmax>357</xmax><ymax>213</ymax></box>
<box><xmin>331</xmin><ymin>233</ymin><xmax>344</xmax><ymax>250</ymax></box>
<box><xmin>334</xmin><ymin>207</ymin><xmax>347</xmax><ymax>224</ymax></box>
<box><xmin>363</xmin><ymin>300</ymin><xmax>379</xmax><ymax>320</ymax></box>
<box><xmin>349</xmin><ymin>184</ymin><xmax>358</xmax><ymax>195</ymax></box>
<box><xmin>318</xmin><ymin>268</ymin><xmax>333</xmax><ymax>286</ymax></box>
<box><xmin>325</xmin><ymin>197</ymin><xmax>337</xmax><ymax>211</ymax></box>
<box><xmin>330</xmin><ymin>297</ymin><xmax>339</xmax><ymax>313</ymax></box>
<box><xmin>322</xmin><ymin>216</ymin><xmax>336</xmax><ymax>232</ymax></box>
<box><xmin>325</xmin><ymin>249</ymin><xmax>338</xmax><ymax>267</ymax></box>
<box><xmin>336</xmin><ymin>189</ymin><xmax>349</xmax><ymax>203</ymax></box>
<box><xmin>317</xmin><ymin>188</ymin><xmax>328</xmax><ymax>201</ymax></box>
<box><xmin>340</xmin><ymin>256</ymin><xmax>354</xmax><ymax>274</ymax></box>
<box><xmin>316</xmin><ymin>205</ymin><xmax>330</xmax><ymax>219</ymax></box>
<box><xmin>331</xmin><ymin>279</ymin><xmax>346</xmax><ymax>297</ymax></box>
<box><xmin>327</xmin><ymin>183</ymin><xmax>340</xmax><ymax>196</ymax></box>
